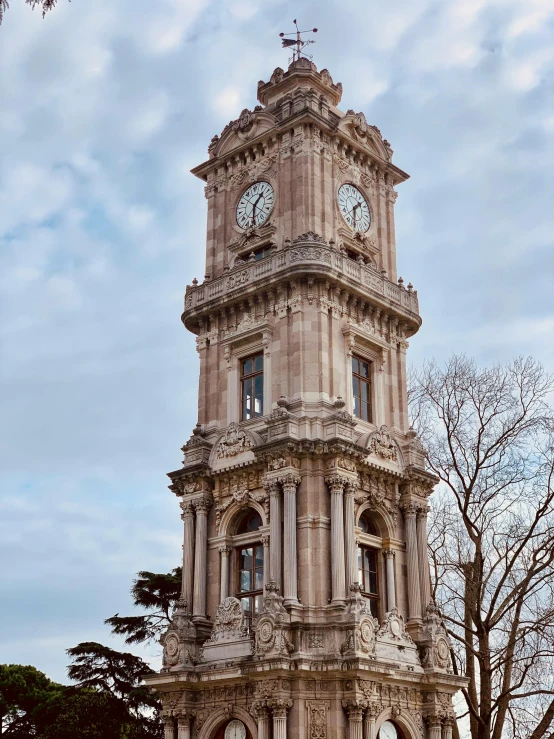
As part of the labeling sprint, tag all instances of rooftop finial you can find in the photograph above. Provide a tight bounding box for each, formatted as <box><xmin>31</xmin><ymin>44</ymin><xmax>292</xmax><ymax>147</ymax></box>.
<box><xmin>279</xmin><ymin>19</ymin><xmax>318</xmax><ymax>62</ymax></box>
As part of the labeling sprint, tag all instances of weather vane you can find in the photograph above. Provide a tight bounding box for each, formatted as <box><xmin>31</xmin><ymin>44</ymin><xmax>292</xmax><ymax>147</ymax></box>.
<box><xmin>279</xmin><ymin>19</ymin><xmax>318</xmax><ymax>62</ymax></box>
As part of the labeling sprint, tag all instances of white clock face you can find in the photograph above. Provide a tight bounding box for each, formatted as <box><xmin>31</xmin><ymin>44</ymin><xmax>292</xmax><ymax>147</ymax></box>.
<box><xmin>225</xmin><ymin>719</ymin><xmax>247</xmax><ymax>739</ymax></box>
<box><xmin>338</xmin><ymin>183</ymin><xmax>371</xmax><ymax>232</ymax></box>
<box><xmin>379</xmin><ymin>721</ymin><xmax>398</xmax><ymax>739</ymax></box>
<box><xmin>236</xmin><ymin>181</ymin><xmax>275</xmax><ymax>229</ymax></box>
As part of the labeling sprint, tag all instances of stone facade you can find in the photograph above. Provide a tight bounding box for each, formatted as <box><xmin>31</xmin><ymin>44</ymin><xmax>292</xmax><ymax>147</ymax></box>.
<box><xmin>144</xmin><ymin>58</ymin><xmax>467</xmax><ymax>739</ymax></box>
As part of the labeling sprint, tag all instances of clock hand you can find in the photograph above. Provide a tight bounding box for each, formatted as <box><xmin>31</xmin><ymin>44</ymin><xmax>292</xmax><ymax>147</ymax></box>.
<box><xmin>352</xmin><ymin>202</ymin><xmax>360</xmax><ymax>227</ymax></box>
<box><xmin>252</xmin><ymin>193</ymin><xmax>263</xmax><ymax>226</ymax></box>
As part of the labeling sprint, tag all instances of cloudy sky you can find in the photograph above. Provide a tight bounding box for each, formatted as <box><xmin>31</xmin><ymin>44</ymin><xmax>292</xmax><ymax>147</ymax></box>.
<box><xmin>1</xmin><ymin>0</ymin><xmax>553</xmax><ymax>684</ymax></box>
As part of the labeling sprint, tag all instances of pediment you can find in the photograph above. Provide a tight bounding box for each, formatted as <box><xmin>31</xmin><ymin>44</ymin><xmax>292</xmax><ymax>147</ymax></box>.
<box><xmin>214</xmin><ymin>109</ymin><xmax>277</xmax><ymax>158</ymax></box>
<box><xmin>338</xmin><ymin>111</ymin><xmax>393</xmax><ymax>161</ymax></box>
<box><xmin>361</xmin><ymin>425</ymin><xmax>404</xmax><ymax>471</ymax></box>
<box><xmin>209</xmin><ymin>422</ymin><xmax>263</xmax><ymax>471</ymax></box>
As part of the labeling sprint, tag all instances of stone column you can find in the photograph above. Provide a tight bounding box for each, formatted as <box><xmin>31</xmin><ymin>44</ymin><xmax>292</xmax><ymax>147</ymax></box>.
<box><xmin>180</xmin><ymin>501</ymin><xmax>195</xmax><ymax>613</ymax></box>
<box><xmin>281</xmin><ymin>473</ymin><xmax>301</xmax><ymax>605</ymax></box>
<box><xmin>442</xmin><ymin>717</ymin><xmax>454</xmax><ymax>739</ymax></box>
<box><xmin>266</xmin><ymin>480</ymin><xmax>282</xmax><ymax>591</ymax></box>
<box><xmin>383</xmin><ymin>548</ymin><xmax>396</xmax><ymax>611</ymax></box>
<box><xmin>163</xmin><ymin>715</ymin><xmax>175</xmax><ymax>739</ymax></box>
<box><xmin>326</xmin><ymin>475</ymin><xmax>347</xmax><ymax>604</ymax></box>
<box><xmin>364</xmin><ymin>704</ymin><xmax>380</xmax><ymax>739</ymax></box>
<box><xmin>219</xmin><ymin>546</ymin><xmax>231</xmax><ymax>602</ymax></box>
<box><xmin>262</xmin><ymin>535</ymin><xmax>270</xmax><ymax>590</ymax></box>
<box><xmin>253</xmin><ymin>702</ymin><xmax>270</xmax><ymax>739</ymax></box>
<box><xmin>270</xmin><ymin>699</ymin><xmax>292</xmax><ymax>739</ymax></box>
<box><xmin>403</xmin><ymin>503</ymin><xmax>422</xmax><ymax>621</ymax></box>
<box><xmin>176</xmin><ymin>714</ymin><xmax>191</xmax><ymax>739</ymax></box>
<box><xmin>416</xmin><ymin>506</ymin><xmax>432</xmax><ymax>613</ymax></box>
<box><xmin>426</xmin><ymin>715</ymin><xmax>443</xmax><ymax>739</ymax></box>
<box><xmin>343</xmin><ymin>702</ymin><xmax>364</xmax><ymax>739</ymax></box>
<box><xmin>192</xmin><ymin>495</ymin><xmax>211</xmax><ymax>619</ymax></box>
<box><xmin>344</xmin><ymin>481</ymin><xmax>358</xmax><ymax>588</ymax></box>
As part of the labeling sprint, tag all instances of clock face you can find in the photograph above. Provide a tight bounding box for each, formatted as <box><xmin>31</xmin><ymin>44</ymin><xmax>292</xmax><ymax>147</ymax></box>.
<box><xmin>224</xmin><ymin>719</ymin><xmax>247</xmax><ymax>739</ymax></box>
<box><xmin>338</xmin><ymin>183</ymin><xmax>371</xmax><ymax>232</ymax></box>
<box><xmin>379</xmin><ymin>721</ymin><xmax>398</xmax><ymax>739</ymax></box>
<box><xmin>236</xmin><ymin>181</ymin><xmax>275</xmax><ymax>229</ymax></box>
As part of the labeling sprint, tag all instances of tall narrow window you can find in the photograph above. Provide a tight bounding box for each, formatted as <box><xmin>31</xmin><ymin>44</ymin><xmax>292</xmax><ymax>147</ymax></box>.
<box><xmin>234</xmin><ymin>510</ymin><xmax>264</xmax><ymax>632</ymax></box>
<box><xmin>241</xmin><ymin>353</ymin><xmax>264</xmax><ymax>420</ymax></box>
<box><xmin>352</xmin><ymin>355</ymin><xmax>371</xmax><ymax>422</ymax></box>
<box><xmin>357</xmin><ymin>545</ymin><xmax>379</xmax><ymax>618</ymax></box>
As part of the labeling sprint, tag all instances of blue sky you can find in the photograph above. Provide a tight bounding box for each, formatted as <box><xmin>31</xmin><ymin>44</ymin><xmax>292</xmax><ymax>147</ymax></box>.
<box><xmin>1</xmin><ymin>0</ymin><xmax>553</xmax><ymax>684</ymax></box>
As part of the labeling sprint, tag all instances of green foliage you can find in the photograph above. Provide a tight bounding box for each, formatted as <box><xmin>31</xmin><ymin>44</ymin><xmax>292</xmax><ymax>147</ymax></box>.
<box><xmin>105</xmin><ymin>567</ymin><xmax>181</xmax><ymax>645</ymax></box>
<box><xmin>66</xmin><ymin>642</ymin><xmax>159</xmax><ymax>716</ymax></box>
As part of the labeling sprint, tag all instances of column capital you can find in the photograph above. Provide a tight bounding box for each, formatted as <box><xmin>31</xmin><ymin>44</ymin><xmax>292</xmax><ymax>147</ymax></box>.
<box><xmin>261</xmin><ymin>535</ymin><xmax>270</xmax><ymax>546</ymax></box>
<box><xmin>383</xmin><ymin>547</ymin><xmax>395</xmax><ymax>558</ymax></box>
<box><xmin>193</xmin><ymin>494</ymin><xmax>213</xmax><ymax>514</ymax></box>
<box><xmin>325</xmin><ymin>474</ymin><xmax>349</xmax><ymax>493</ymax></box>
<box><xmin>218</xmin><ymin>545</ymin><xmax>231</xmax><ymax>555</ymax></box>
<box><xmin>416</xmin><ymin>505</ymin><xmax>430</xmax><ymax>520</ymax></box>
<box><xmin>342</xmin><ymin>700</ymin><xmax>367</xmax><ymax>720</ymax></box>
<box><xmin>268</xmin><ymin>698</ymin><xmax>293</xmax><ymax>719</ymax></box>
<box><xmin>401</xmin><ymin>501</ymin><xmax>418</xmax><ymax>518</ymax></box>
<box><xmin>176</xmin><ymin>712</ymin><xmax>191</xmax><ymax>728</ymax></box>
<box><xmin>277</xmin><ymin>472</ymin><xmax>301</xmax><ymax>491</ymax></box>
<box><xmin>180</xmin><ymin>500</ymin><xmax>195</xmax><ymax>518</ymax></box>
<box><xmin>250</xmin><ymin>700</ymin><xmax>269</xmax><ymax>719</ymax></box>
<box><xmin>263</xmin><ymin>478</ymin><xmax>281</xmax><ymax>496</ymax></box>
<box><xmin>425</xmin><ymin>714</ymin><xmax>443</xmax><ymax>728</ymax></box>
<box><xmin>366</xmin><ymin>702</ymin><xmax>381</xmax><ymax>718</ymax></box>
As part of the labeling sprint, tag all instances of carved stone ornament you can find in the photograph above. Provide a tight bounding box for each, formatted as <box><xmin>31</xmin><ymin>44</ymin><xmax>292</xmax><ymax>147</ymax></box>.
<box><xmin>307</xmin><ymin>700</ymin><xmax>329</xmax><ymax>739</ymax></box>
<box><xmin>254</xmin><ymin>581</ymin><xmax>294</xmax><ymax>657</ymax></box>
<box><xmin>368</xmin><ymin>425</ymin><xmax>398</xmax><ymax>462</ymax></box>
<box><xmin>216</xmin><ymin>423</ymin><xmax>253</xmax><ymax>459</ymax></box>
<box><xmin>419</xmin><ymin>602</ymin><xmax>453</xmax><ymax>671</ymax></box>
<box><xmin>292</xmin><ymin>231</ymin><xmax>327</xmax><ymax>244</ymax></box>
<box><xmin>160</xmin><ymin>598</ymin><xmax>198</xmax><ymax>671</ymax></box>
<box><xmin>204</xmin><ymin>597</ymin><xmax>247</xmax><ymax>644</ymax></box>
<box><xmin>377</xmin><ymin>607</ymin><xmax>414</xmax><ymax>643</ymax></box>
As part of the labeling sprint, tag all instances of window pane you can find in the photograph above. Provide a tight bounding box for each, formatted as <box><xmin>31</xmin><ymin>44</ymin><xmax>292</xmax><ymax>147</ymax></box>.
<box><xmin>254</xmin><ymin>373</ymin><xmax>264</xmax><ymax>395</ymax></box>
<box><xmin>243</xmin><ymin>377</ymin><xmax>253</xmax><ymax>399</ymax></box>
<box><xmin>361</xmin><ymin>381</ymin><xmax>370</xmax><ymax>402</ymax></box>
<box><xmin>255</xmin><ymin>569</ymin><xmax>263</xmax><ymax>589</ymax></box>
<box><xmin>353</xmin><ymin>397</ymin><xmax>360</xmax><ymax>418</ymax></box>
<box><xmin>360</xmin><ymin>360</ymin><xmax>369</xmax><ymax>378</ymax></box>
<box><xmin>368</xmin><ymin>572</ymin><xmax>378</xmax><ymax>594</ymax></box>
<box><xmin>240</xmin><ymin>596</ymin><xmax>252</xmax><ymax>615</ymax></box>
<box><xmin>240</xmin><ymin>548</ymin><xmax>253</xmax><ymax>569</ymax></box>
<box><xmin>369</xmin><ymin>598</ymin><xmax>378</xmax><ymax>619</ymax></box>
<box><xmin>240</xmin><ymin>570</ymin><xmax>252</xmax><ymax>591</ymax></box>
<box><xmin>254</xmin><ymin>354</ymin><xmax>263</xmax><ymax>372</ymax></box>
<box><xmin>255</xmin><ymin>594</ymin><xmax>264</xmax><ymax>613</ymax></box>
<box><xmin>242</xmin><ymin>358</ymin><xmax>253</xmax><ymax>376</ymax></box>
<box><xmin>255</xmin><ymin>546</ymin><xmax>264</xmax><ymax>566</ymax></box>
<box><xmin>353</xmin><ymin>376</ymin><xmax>359</xmax><ymax>397</ymax></box>
<box><xmin>362</xmin><ymin>402</ymin><xmax>370</xmax><ymax>422</ymax></box>
<box><xmin>352</xmin><ymin>357</ymin><xmax>359</xmax><ymax>374</ymax></box>
<box><xmin>254</xmin><ymin>395</ymin><xmax>263</xmax><ymax>416</ymax></box>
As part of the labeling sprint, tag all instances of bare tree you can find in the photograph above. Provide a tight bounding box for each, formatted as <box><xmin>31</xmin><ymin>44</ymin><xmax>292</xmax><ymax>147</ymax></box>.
<box><xmin>0</xmin><ymin>0</ymin><xmax>63</xmax><ymax>26</ymax></box>
<box><xmin>410</xmin><ymin>356</ymin><xmax>554</xmax><ymax>739</ymax></box>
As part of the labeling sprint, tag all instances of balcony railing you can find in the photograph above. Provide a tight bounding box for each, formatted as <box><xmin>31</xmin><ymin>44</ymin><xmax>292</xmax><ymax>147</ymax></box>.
<box><xmin>184</xmin><ymin>241</ymin><xmax>419</xmax><ymax>319</ymax></box>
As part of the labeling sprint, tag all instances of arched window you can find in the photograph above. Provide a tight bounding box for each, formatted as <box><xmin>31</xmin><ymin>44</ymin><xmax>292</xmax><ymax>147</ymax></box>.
<box><xmin>378</xmin><ymin>720</ymin><xmax>406</xmax><ymax>739</ymax></box>
<box><xmin>233</xmin><ymin>509</ymin><xmax>264</xmax><ymax>631</ymax></box>
<box><xmin>357</xmin><ymin>512</ymin><xmax>382</xmax><ymax>619</ymax></box>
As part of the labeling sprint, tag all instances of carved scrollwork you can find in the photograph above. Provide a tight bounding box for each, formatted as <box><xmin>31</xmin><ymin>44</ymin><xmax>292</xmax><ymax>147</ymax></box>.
<box><xmin>216</xmin><ymin>423</ymin><xmax>253</xmax><ymax>459</ymax></box>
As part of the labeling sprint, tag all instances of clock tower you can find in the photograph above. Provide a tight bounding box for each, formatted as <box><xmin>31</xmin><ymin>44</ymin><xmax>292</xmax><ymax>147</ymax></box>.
<box><xmin>144</xmin><ymin>56</ymin><xmax>467</xmax><ymax>739</ymax></box>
